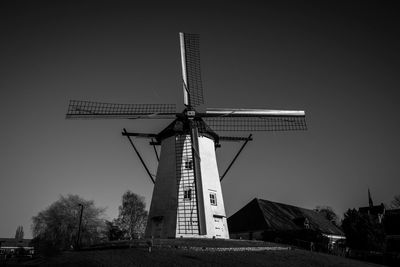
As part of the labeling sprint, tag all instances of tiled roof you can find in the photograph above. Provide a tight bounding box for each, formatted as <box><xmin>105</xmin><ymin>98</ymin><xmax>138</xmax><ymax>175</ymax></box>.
<box><xmin>228</xmin><ymin>198</ymin><xmax>344</xmax><ymax>236</ymax></box>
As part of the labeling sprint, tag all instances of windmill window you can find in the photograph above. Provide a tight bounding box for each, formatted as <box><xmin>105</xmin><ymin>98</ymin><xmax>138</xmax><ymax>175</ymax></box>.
<box><xmin>210</xmin><ymin>193</ymin><xmax>217</xmax><ymax>206</ymax></box>
<box><xmin>185</xmin><ymin>160</ymin><xmax>193</xmax><ymax>169</ymax></box>
<box><xmin>184</xmin><ymin>188</ymin><xmax>192</xmax><ymax>200</ymax></box>
<box><xmin>304</xmin><ymin>218</ymin><xmax>310</xmax><ymax>229</ymax></box>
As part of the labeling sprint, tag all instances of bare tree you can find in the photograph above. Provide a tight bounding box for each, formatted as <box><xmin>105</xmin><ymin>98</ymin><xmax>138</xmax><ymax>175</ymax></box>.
<box><xmin>116</xmin><ymin>191</ymin><xmax>148</xmax><ymax>239</ymax></box>
<box><xmin>314</xmin><ymin>206</ymin><xmax>339</xmax><ymax>226</ymax></box>
<box><xmin>15</xmin><ymin>225</ymin><xmax>24</xmax><ymax>241</ymax></box>
<box><xmin>31</xmin><ymin>194</ymin><xmax>106</xmax><ymax>251</ymax></box>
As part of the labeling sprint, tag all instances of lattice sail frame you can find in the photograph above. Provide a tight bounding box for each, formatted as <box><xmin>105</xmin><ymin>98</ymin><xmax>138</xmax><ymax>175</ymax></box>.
<box><xmin>180</xmin><ymin>33</ymin><xmax>204</xmax><ymax>107</ymax></box>
<box><xmin>66</xmin><ymin>100</ymin><xmax>177</xmax><ymax>119</ymax></box>
<box><xmin>203</xmin><ymin>116</ymin><xmax>306</xmax><ymax>131</ymax></box>
<box><xmin>175</xmin><ymin>135</ymin><xmax>200</xmax><ymax>235</ymax></box>
<box><xmin>201</xmin><ymin>108</ymin><xmax>306</xmax><ymax>132</ymax></box>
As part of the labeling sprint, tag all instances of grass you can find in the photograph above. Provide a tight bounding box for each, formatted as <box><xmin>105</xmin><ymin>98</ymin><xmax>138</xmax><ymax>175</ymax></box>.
<box><xmin>13</xmin><ymin>247</ymin><xmax>385</xmax><ymax>267</ymax></box>
<box><xmin>7</xmin><ymin>238</ymin><xmax>385</xmax><ymax>267</ymax></box>
<box><xmin>86</xmin><ymin>238</ymin><xmax>289</xmax><ymax>249</ymax></box>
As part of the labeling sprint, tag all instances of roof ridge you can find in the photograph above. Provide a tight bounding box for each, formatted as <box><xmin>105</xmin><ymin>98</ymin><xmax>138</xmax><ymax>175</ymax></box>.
<box><xmin>258</xmin><ymin>198</ymin><xmax>311</xmax><ymax>213</ymax></box>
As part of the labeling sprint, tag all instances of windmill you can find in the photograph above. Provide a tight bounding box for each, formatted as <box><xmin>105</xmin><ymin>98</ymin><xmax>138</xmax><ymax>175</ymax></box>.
<box><xmin>66</xmin><ymin>32</ymin><xmax>306</xmax><ymax>239</ymax></box>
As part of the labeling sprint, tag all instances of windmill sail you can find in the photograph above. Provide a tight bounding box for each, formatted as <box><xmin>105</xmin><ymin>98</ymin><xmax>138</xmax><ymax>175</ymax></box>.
<box><xmin>180</xmin><ymin>32</ymin><xmax>204</xmax><ymax>107</ymax></box>
<box><xmin>203</xmin><ymin>108</ymin><xmax>306</xmax><ymax>131</ymax></box>
<box><xmin>204</xmin><ymin>108</ymin><xmax>305</xmax><ymax>117</ymax></box>
<box><xmin>66</xmin><ymin>100</ymin><xmax>177</xmax><ymax>119</ymax></box>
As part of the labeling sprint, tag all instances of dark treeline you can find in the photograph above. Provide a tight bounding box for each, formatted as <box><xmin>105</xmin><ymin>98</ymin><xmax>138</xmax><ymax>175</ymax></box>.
<box><xmin>30</xmin><ymin>191</ymin><xmax>147</xmax><ymax>255</ymax></box>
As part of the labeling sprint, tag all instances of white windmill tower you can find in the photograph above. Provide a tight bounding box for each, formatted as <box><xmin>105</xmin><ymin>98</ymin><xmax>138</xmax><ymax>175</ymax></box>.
<box><xmin>66</xmin><ymin>32</ymin><xmax>306</xmax><ymax>239</ymax></box>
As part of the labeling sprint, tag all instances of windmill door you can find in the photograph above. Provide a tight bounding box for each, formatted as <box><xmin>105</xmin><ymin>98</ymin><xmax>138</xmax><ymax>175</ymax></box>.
<box><xmin>151</xmin><ymin>217</ymin><xmax>163</xmax><ymax>238</ymax></box>
<box><xmin>213</xmin><ymin>216</ymin><xmax>225</xmax><ymax>238</ymax></box>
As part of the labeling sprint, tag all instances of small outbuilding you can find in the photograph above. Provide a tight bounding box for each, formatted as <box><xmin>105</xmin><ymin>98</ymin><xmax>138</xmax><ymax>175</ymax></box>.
<box><xmin>0</xmin><ymin>238</ymin><xmax>34</xmax><ymax>258</ymax></box>
<box><xmin>228</xmin><ymin>198</ymin><xmax>345</xmax><ymax>251</ymax></box>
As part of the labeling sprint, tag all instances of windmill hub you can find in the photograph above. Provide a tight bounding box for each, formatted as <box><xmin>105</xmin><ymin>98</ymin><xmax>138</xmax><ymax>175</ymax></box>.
<box><xmin>66</xmin><ymin>32</ymin><xmax>307</xmax><ymax>239</ymax></box>
<box><xmin>186</xmin><ymin>110</ymin><xmax>196</xmax><ymax>118</ymax></box>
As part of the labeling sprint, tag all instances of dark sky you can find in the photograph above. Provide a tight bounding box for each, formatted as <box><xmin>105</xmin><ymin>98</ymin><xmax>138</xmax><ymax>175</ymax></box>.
<box><xmin>1</xmin><ymin>1</ymin><xmax>400</xmax><ymax>238</ymax></box>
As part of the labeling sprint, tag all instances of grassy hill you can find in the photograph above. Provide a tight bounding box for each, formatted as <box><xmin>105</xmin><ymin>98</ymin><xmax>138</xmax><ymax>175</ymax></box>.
<box><xmin>6</xmin><ymin>238</ymin><xmax>385</xmax><ymax>267</ymax></box>
<box><xmin>11</xmin><ymin>247</ymin><xmax>384</xmax><ymax>267</ymax></box>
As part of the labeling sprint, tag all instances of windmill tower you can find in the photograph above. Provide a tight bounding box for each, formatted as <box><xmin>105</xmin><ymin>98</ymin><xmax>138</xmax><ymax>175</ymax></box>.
<box><xmin>66</xmin><ymin>33</ymin><xmax>307</xmax><ymax>239</ymax></box>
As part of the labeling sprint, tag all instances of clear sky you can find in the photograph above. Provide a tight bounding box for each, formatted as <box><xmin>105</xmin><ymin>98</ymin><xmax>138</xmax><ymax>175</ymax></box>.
<box><xmin>1</xmin><ymin>1</ymin><xmax>399</xmax><ymax>239</ymax></box>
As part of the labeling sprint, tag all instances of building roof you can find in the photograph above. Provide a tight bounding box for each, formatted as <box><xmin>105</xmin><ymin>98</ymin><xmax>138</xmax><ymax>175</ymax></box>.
<box><xmin>0</xmin><ymin>238</ymin><xmax>32</xmax><ymax>248</ymax></box>
<box><xmin>228</xmin><ymin>198</ymin><xmax>344</xmax><ymax>236</ymax></box>
<box><xmin>359</xmin><ymin>203</ymin><xmax>385</xmax><ymax>216</ymax></box>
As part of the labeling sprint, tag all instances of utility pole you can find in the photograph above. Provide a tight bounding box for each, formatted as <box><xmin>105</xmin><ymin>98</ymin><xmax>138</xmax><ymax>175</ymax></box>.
<box><xmin>76</xmin><ymin>203</ymin><xmax>84</xmax><ymax>250</ymax></box>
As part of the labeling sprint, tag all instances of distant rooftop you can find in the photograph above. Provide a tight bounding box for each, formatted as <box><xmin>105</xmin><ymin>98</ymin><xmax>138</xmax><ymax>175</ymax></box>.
<box><xmin>0</xmin><ymin>238</ymin><xmax>32</xmax><ymax>248</ymax></box>
<box><xmin>359</xmin><ymin>203</ymin><xmax>385</xmax><ymax>216</ymax></box>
